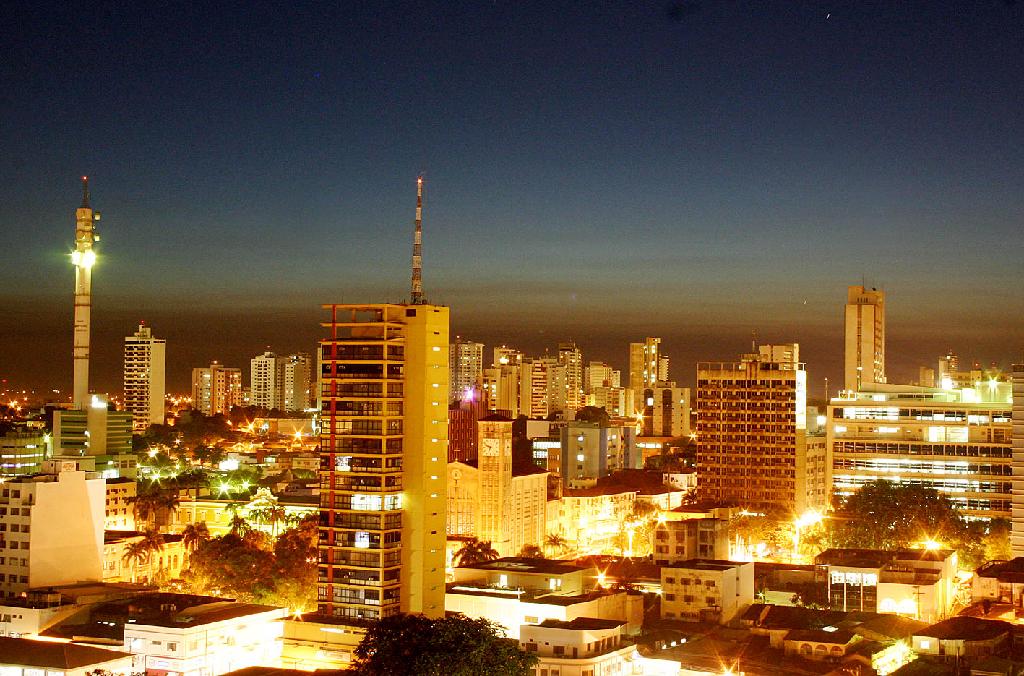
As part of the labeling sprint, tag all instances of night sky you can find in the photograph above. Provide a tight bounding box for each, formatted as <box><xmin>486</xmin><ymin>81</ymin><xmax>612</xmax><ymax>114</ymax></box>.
<box><xmin>1</xmin><ymin>1</ymin><xmax>1022</xmax><ymax>395</ymax></box>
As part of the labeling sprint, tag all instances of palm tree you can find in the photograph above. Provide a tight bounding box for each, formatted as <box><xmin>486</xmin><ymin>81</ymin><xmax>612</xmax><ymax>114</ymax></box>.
<box><xmin>122</xmin><ymin>540</ymin><xmax>152</xmax><ymax>583</ymax></box>
<box><xmin>544</xmin><ymin>533</ymin><xmax>568</xmax><ymax>557</ymax></box>
<box><xmin>454</xmin><ymin>539</ymin><xmax>500</xmax><ymax>567</ymax></box>
<box><xmin>182</xmin><ymin>522</ymin><xmax>211</xmax><ymax>554</ymax></box>
<box><xmin>229</xmin><ymin>513</ymin><xmax>252</xmax><ymax>538</ymax></box>
<box><xmin>519</xmin><ymin>544</ymin><xmax>545</xmax><ymax>559</ymax></box>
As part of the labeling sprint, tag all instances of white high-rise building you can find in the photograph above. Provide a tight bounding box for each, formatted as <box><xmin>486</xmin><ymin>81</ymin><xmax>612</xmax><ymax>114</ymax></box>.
<box><xmin>123</xmin><ymin>323</ymin><xmax>166</xmax><ymax>431</ymax></box>
<box><xmin>844</xmin><ymin>286</ymin><xmax>886</xmax><ymax>391</ymax></box>
<box><xmin>449</xmin><ymin>337</ymin><xmax>485</xmax><ymax>401</ymax></box>
<box><xmin>251</xmin><ymin>351</ymin><xmax>281</xmax><ymax>410</ymax></box>
<box><xmin>0</xmin><ymin>466</ymin><xmax>105</xmax><ymax>598</ymax></box>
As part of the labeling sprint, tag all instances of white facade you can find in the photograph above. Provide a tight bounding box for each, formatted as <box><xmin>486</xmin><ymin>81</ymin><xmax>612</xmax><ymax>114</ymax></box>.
<box><xmin>0</xmin><ymin>469</ymin><xmax>105</xmax><ymax>597</ymax></box>
<box><xmin>660</xmin><ymin>560</ymin><xmax>754</xmax><ymax>624</ymax></box>
<box><xmin>445</xmin><ymin>587</ymin><xmax>642</xmax><ymax>640</ymax></box>
<box><xmin>123</xmin><ymin>603</ymin><xmax>286</xmax><ymax>676</ymax></box>
<box><xmin>830</xmin><ymin>383</ymin><xmax>1012</xmax><ymax>519</ymax></box>
<box><xmin>844</xmin><ymin>285</ymin><xmax>886</xmax><ymax>391</ymax></box>
<box><xmin>123</xmin><ymin>323</ymin><xmax>166</xmax><ymax>431</ymax></box>
<box><xmin>520</xmin><ymin>620</ymin><xmax>679</xmax><ymax>676</ymax></box>
<box><xmin>250</xmin><ymin>351</ymin><xmax>281</xmax><ymax>410</ymax></box>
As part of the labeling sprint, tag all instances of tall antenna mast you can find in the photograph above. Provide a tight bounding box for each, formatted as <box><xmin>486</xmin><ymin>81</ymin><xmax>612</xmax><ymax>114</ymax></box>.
<box><xmin>411</xmin><ymin>175</ymin><xmax>424</xmax><ymax>304</ymax></box>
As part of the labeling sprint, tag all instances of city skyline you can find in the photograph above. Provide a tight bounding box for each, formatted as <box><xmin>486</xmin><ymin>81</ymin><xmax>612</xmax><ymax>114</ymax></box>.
<box><xmin>2</xmin><ymin>1</ymin><xmax>1022</xmax><ymax>393</ymax></box>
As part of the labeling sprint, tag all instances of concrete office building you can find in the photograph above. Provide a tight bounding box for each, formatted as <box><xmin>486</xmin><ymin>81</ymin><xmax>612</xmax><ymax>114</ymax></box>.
<box><xmin>123</xmin><ymin>323</ymin><xmax>165</xmax><ymax>431</ymax></box>
<box><xmin>318</xmin><ymin>303</ymin><xmax>448</xmax><ymax>621</ymax></box>
<box><xmin>831</xmin><ymin>381</ymin><xmax>1012</xmax><ymax>520</ymax></box>
<box><xmin>844</xmin><ymin>285</ymin><xmax>886</xmax><ymax>391</ymax></box>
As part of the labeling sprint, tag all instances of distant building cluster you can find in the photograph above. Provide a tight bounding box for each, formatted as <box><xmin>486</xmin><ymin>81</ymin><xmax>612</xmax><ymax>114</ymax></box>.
<box><xmin>0</xmin><ymin>181</ymin><xmax>1023</xmax><ymax>676</ymax></box>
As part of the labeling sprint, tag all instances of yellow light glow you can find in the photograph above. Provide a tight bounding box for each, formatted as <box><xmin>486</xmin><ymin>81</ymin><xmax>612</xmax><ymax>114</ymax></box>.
<box><xmin>922</xmin><ymin>539</ymin><xmax>942</xmax><ymax>551</ymax></box>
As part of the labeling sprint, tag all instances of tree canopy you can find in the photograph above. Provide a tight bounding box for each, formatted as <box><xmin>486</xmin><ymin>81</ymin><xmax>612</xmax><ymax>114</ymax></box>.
<box><xmin>351</xmin><ymin>614</ymin><xmax>536</xmax><ymax>676</ymax></box>
<box><xmin>182</xmin><ymin>516</ymin><xmax>317</xmax><ymax>611</ymax></box>
<box><xmin>829</xmin><ymin>481</ymin><xmax>964</xmax><ymax>550</ymax></box>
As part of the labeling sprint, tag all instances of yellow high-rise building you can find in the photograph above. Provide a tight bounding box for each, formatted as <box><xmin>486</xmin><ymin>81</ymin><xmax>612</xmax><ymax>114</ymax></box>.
<box><xmin>318</xmin><ymin>303</ymin><xmax>449</xmax><ymax>621</ymax></box>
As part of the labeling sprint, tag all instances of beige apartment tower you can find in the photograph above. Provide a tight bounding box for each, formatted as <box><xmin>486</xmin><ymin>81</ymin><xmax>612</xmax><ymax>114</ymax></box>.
<box><xmin>696</xmin><ymin>345</ymin><xmax>811</xmax><ymax>513</ymax></box>
<box><xmin>629</xmin><ymin>337</ymin><xmax>662</xmax><ymax>395</ymax></box>
<box><xmin>318</xmin><ymin>304</ymin><xmax>448</xmax><ymax>621</ymax></box>
<box><xmin>844</xmin><ymin>286</ymin><xmax>886</xmax><ymax>391</ymax></box>
<box><xmin>123</xmin><ymin>323</ymin><xmax>165</xmax><ymax>431</ymax></box>
<box><xmin>191</xmin><ymin>362</ymin><xmax>243</xmax><ymax>415</ymax></box>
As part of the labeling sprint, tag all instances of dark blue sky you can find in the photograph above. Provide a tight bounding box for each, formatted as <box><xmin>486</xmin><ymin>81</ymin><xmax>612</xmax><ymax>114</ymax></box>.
<box><xmin>1</xmin><ymin>1</ymin><xmax>1022</xmax><ymax>393</ymax></box>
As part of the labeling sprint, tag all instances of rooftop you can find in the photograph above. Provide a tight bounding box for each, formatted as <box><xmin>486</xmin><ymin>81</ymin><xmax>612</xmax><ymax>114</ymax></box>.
<box><xmin>461</xmin><ymin>557</ymin><xmax>591</xmax><ymax>575</ymax></box>
<box><xmin>663</xmin><ymin>559</ymin><xmax>746</xmax><ymax>572</ymax></box>
<box><xmin>976</xmin><ymin>557</ymin><xmax>1024</xmax><ymax>582</ymax></box>
<box><xmin>815</xmin><ymin>547</ymin><xmax>954</xmax><ymax>569</ymax></box>
<box><xmin>784</xmin><ymin>628</ymin><xmax>856</xmax><ymax>644</ymax></box>
<box><xmin>535</xmin><ymin>617</ymin><xmax>624</xmax><ymax>631</ymax></box>
<box><xmin>916</xmin><ymin>616</ymin><xmax>1012</xmax><ymax>641</ymax></box>
<box><xmin>0</xmin><ymin>637</ymin><xmax>131</xmax><ymax>669</ymax></box>
<box><xmin>132</xmin><ymin>600</ymin><xmax>282</xmax><ymax>628</ymax></box>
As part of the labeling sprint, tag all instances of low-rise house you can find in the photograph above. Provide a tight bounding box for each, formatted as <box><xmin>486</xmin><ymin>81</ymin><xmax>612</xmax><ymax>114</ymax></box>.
<box><xmin>660</xmin><ymin>559</ymin><xmax>754</xmax><ymax>625</ymax></box>
<box><xmin>103</xmin><ymin>531</ymin><xmax>186</xmax><ymax>584</ymax></box>
<box><xmin>0</xmin><ymin>636</ymin><xmax>134</xmax><ymax>676</ymax></box>
<box><xmin>445</xmin><ymin>585</ymin><xmax>643</xmax><ymax>640</ymax></box>
<box><xmin>815</xmin><ymin>548</ymin><xmax>957</xmax><ymax>622</ymax></box>
<box><xmin>123</xmin><ymin>600</ymin><xmax>286</xmax><ymax>676</ymax></box>
<box><xmin>911</xmin><ymin>617</ymin><xmax>1012</xmax><ymax>664</ymax></box>
<box><xmin>783</xmin><ymin>628</ymin><xmax>859</xmax><ymax>661</ymax></box>
<box><xmin>973</xmin><ymin>558</ymin><xmax>1024</xmax><ymax>607</ymax></box>
<box><xmin>104</xmin><ymin>477</ymin><xmax>136</xmax><ymax>531</ymax></box>
<box><xmin>451</xmin><ymin>557</ymin><xmax>592</xmax><ymax>595</ymax></box>
<box><xmin>520</xmin><ymin>618</ymin><xmax>679</xmax><ymax>676</ymax></box>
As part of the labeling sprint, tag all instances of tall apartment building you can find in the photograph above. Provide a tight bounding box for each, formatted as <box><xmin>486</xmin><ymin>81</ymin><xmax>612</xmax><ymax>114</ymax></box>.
<box><xmin>696</xmin><ymin>345</ymin><xmax>812</xmax><ymax>513</ymax></box>
<box><xmin>585</xmin><ymin>362</ymin><xmax>620</xmax><ymax>393</ymax></box>
<box><xmin>640</xmin><ymin>383</ymin><xmax>691</xmax><ymax>438</ymax></box>
<box><xmin>0</xmin><ymin>467</ymin><xmax>105</xmax><ymax>598</ymax></box>
<box><xmin>520</xmin><ymin>358</ymin><xmax>551</xmax><ymax>418</ymax></box>
<box><xmin>251</xmin><ymin>351</ymin><xmax>281</xmax><ymax>410</ymax></box>
<box><xmin>318</xmin><ymin>304</ymin><xmax>448</xmax><ymax>621</ymax></box>
<box><xmin>844</xmin><ymin>286</ymin><xmax>886</xmax><ymax>391</ymax></box>
<box><xmin>629</xmin><ymin>338</ymin><xmax>662</xmax><ymax>396</ymax></box>
<box><xmin>556</xmin><ymin>342</ymin><xmax>584</xmax><ymax>413</ymax></box>
<box><xmin>494</xmin><ymin>346</ymin><xmax>523</xmax><ymax>367</ymax></box>
<box><xmin>191</xmin><ymin>362</ymin><xmax>243</xmax><ymax>415</ymax></box>
<box><xmin>1012</xmin><ymin>365</ymin><xmax>1024</xmax><ymax>555</ymax></box>
<box><xmin>482</xmin><ymin>364</ymin><xmax>521</xmax><ymax>417</ymax></box>
<box><xmin>123</xmin><ymin>323</ymin><xmax>165</xmax><ymax>431</ymax></box>
<box><xmin>282</xmin><ymin>352</ymin><xmax>312</xmax><ymax>412</ymax></box>
<box><xmin>449</xmin><ymin>337</ymin><xmax>484</xmax><ymax>401</ymax></box>
<box><xmin>830</xmin><ymin>382</ymin><xmax>1013</xmax><ymax>520</ymax></box>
